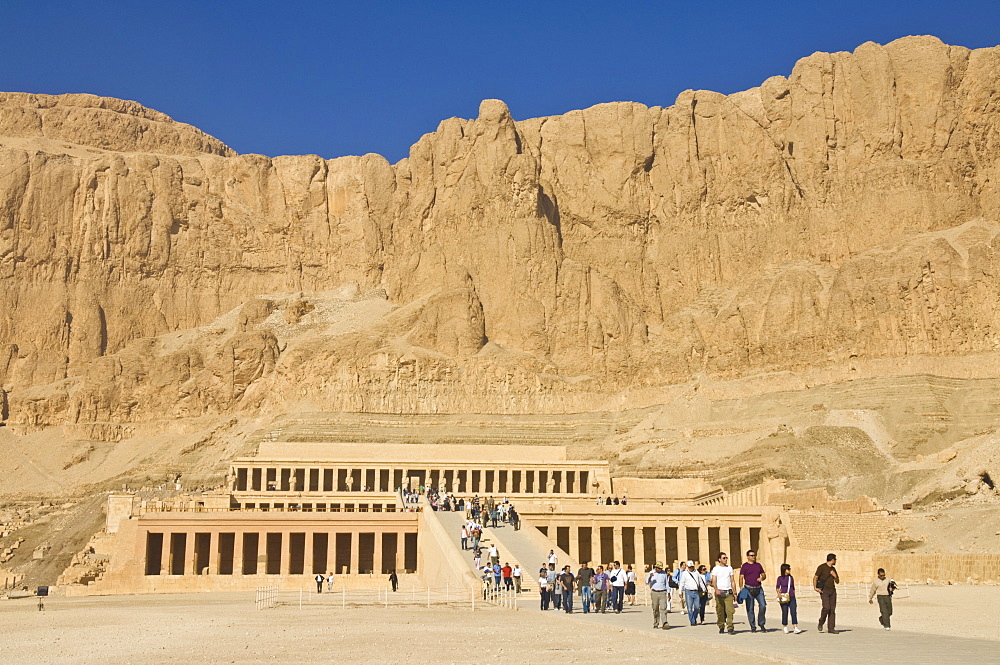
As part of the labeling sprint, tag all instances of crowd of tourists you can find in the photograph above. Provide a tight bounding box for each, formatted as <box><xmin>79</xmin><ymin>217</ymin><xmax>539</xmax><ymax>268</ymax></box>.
<box><xmin>530</xmin><ymin>549</ymin><xmax>897</xmax><ymax>635</ymax></box>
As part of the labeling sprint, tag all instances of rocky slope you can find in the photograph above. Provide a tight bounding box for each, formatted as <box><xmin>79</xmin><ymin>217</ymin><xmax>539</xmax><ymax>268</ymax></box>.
<box><xmin>2</xmin><ymin>35</ymin><xmax>1000</xmax><ymax>436</ymax></box>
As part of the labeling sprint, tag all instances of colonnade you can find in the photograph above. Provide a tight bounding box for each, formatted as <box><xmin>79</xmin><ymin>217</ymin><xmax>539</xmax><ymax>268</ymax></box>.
<box><xmin>142</xmin><ymin>528</ymin><xmax>418</xmax><ymax>577</ymax></box>
<box><xmin>233</xmin><ymin>464</ymin><xmax>597</xmax><ymax>495</ymax></box>
<box><xmin>538</xmin><ymin>522</ymin><xmax>762</xmax><ymax>569</ymax></box>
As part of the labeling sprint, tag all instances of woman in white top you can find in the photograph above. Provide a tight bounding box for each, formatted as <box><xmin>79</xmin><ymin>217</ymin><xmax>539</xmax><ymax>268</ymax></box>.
<box><xmin>625</xmin><ymin>565</ymin><xmax>637</xmax><ymax>605</ymax></box>
<box><xmin>538</xmin><ymin>569</ymin><xmax>551</xmax><ymax>610</ymax></box>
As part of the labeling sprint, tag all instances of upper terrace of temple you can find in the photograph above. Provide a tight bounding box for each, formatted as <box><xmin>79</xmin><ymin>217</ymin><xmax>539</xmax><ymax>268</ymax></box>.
<box><xmin>230</xmin><ymin>443</ymin><xmax>612</xmax><ymax>496</ymax></box>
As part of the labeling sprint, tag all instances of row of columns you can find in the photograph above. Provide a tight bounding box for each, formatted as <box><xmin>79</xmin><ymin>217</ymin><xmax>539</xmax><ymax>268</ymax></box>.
<box><xmin>234</xmin><ymin>466</ymin><xmax>595</xmax><ymax>495</ymax></box>
<box><xmin>551</xmin><ymin>524</ymin><xmax>759</xmax><ymax>569</ymax></box>
<box><xmin>144</xmin><ymin>530</ymin><xmax>417</xmax><ymax>577</ymax></box>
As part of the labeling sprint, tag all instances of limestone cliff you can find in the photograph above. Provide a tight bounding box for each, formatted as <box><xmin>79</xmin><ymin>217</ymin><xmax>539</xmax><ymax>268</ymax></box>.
<box><xmin>2</xmin><ymin>36</ymin><xmax>1000</xmax><ymax>430</ymax></box>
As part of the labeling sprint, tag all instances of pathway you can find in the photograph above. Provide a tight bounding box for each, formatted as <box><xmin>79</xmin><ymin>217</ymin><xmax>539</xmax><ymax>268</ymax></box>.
<box><xmin>524</xmin><ymin>590</ymin><xmax>995</xmax><ymax>664</ymax></box>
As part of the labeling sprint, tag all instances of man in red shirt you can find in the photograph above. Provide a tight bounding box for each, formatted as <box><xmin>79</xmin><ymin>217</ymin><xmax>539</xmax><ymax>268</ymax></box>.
<box><xmin>502</xmin><ymin>563</ymin><xmax>514</xmax><ymax>590</ymax></box>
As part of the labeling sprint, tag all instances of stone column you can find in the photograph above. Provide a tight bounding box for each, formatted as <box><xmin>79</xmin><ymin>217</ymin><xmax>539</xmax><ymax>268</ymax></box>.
<box><xmin>591</xmin><ymin>525</ymin><xmax>602</xmax><ymax>565</ymax></box>
<box><xmin>677</xmin><ymin>525</ymin><xmax>689</xmax><ymax>566</ymax></box>
<box><xmin>349</xmin><ymin>532</ymin><xmax>360</xmax><ymax>575</ymax></box>
<box><xmin>721</xmin><ymin>524</ymin><xmax>732</xmax><ymax>561</ymax></box>
<box><xmin>207</xmin><ymin>532</ymin><xmax>219</xmax><ymax>575</ymax></box>
<box><xmin>373</xmin><ymin>530</ymin><xmax>384</xmax><ymax>575</ymax></box>
<box><xmin>698</xmin><ymin>526</ymin><xmax>710</xmax><ymax>567</ymax></box>
<box><xmin>234</xmin><ymin>531</ymin><xmax>245</xmax><ymax>575</ymax></box>
<box><xmin>280</xmin><ymin>533</ymin><xmax>291</xmax><ymax>575</ymax></box>
<box><xmin>395</xmin><ymin>532</ymin><xmax>406</xmax><ymax>572</ymax></box>
<box><xmin>635</xmin><ymin>526</ymin><xmax>647</xmax><ymax>568</ymax></box>
<box><xmin>184</xmin><ymin>532</ymin><xmax>196</xmax><ymax>575</ymax></box>
<box><xmin>612</xmin><ymin>526</ymin><xmax>624</xmax><ymax>563</ymax></box>
<box><xmin>569</xmin><ymin>526</ymin><xmax>580</xmax><ymax>563</ymax></box>
<box><xmin>304</xmin><ymin>531</ymin><xmax>314</xmax><ymax>574</ymax></box>
<box><xmin>654</xmin><ymin>526</ymin><xmax>666</xmax><ymax>566</ymax></box>
<box><xmin>740</xmin><ymin>527</ymin><xmax>751</xmax><ymax>559</ymax></box>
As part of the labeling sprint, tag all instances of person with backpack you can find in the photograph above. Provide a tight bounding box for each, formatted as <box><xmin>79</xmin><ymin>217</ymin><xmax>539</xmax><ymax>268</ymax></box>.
<box><xmin>868</xmin><ymin>568</ymin><xmax>896</xmax><ymax>630</ymax></box>
<box><xmin>775</xmin><ymin>563</ymin><xmax>801</xmax><ymax>633</ymax></box>
<box><xmin>609</xmin><ymin>561</ymin><xmax>626</xmax><ymax>613</ymax></box>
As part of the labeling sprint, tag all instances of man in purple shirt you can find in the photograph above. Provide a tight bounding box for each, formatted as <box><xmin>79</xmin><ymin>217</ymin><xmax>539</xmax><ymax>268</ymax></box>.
<box><xmin>738</xmin><ymin>550</ymin><xmax>768</xmax><ymax>632</ymax></box>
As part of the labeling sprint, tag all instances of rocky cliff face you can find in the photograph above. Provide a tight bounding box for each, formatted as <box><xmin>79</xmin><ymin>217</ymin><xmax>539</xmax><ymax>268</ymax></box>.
<box><xmin>2</xmin><ymin>36</ymin><xmax>1000</xmax><ymax>430</ymax></box>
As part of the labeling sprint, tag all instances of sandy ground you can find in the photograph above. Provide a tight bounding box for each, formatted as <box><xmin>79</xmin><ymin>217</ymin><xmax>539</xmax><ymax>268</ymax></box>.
<box><xmin>760</xmin><ymin>584</ymin><xmax>999</xmax><ymax>640</ymax></box>
<box><xmin>1</xmin><ymin>584</ymin><xmax>995</xmax><ymax>665</ymax></box>
<box><xmin>0</xmin><ymin>591</ymin><xmax>782</xmax><ymax>665</ymax></box>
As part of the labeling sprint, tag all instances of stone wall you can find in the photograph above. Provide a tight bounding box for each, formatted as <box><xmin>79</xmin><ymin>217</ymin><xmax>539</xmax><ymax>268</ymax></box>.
<box><xmin>872</xmin><ymin>553</ymin><xmax>1000</xmax><ymax>584</ymax></box>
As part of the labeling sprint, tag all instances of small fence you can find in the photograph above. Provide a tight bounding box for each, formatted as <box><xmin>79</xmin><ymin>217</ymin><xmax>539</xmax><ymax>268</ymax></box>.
<box><xmin>253</xmin><ymin>584</ymin><xmax>502</xmax><ymax>611</ymax></box>
<box><xmin>255</xmin><ymin>585</ymin><xmax>278</xmax><ymax>610</ymax></box>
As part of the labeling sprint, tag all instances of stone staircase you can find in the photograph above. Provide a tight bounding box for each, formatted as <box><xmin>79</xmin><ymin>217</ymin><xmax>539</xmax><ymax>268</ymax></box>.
<box><xmin>434</xmin><ymin>511</ymin><xmax>541</xmax><ymax>593</ymax></box>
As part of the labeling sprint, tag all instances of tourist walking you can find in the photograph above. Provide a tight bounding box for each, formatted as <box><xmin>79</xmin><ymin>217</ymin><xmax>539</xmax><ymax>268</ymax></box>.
<box><xmin>739</xmin><ymin>549</ymin><xmax>767</xmax><ymax>632</ymax></box>
<box><xmin>609</xmin><ymin>561</ymin><xmax>626</xmax><ymax>613</ymax></box>
<box><xmin>548</xmin><ymin>549</ymin><xmax>558</xmax><ymax>566</ymax></box>
<box><xmin>489</xmin><ymin>544</ymin><xmax>499</xmax><ymax>566</ymax></box>
<box><xmin>326</xmin><ymin>571</ymin><xmax>335</xmax><ymax>591</ymax></box>
<box><xmin>698</xmin><ymin>565</ymin><xmax>710</xmax><ymax>623</ymax></box>
<box><xmin>389</xmin><ymin>570</ymin><xmax>399</xmax><ymax>592</ymax></box>
<box><xmin>679</xmin><ymin>560</ymin><xmax>704</xmax><ymax>626</ymax></box>
<box><xmin>645</xmin><ymin>562</ymin><xmax>670</xmax><ymax>629</ymax></box>
<box><xmin>547</xmin><ymin>564</ymin><xmax>561</xmax><ymax>610</ymax></box>
<box><xmin>461</xmin><ymin>524</ymin><xmax>469</xmax><ymax>550</ymax></box>
<box><xmin>539</xmin><ymin>567</ymin><xmax>551</xmax><ymax>610</ymax></box>
<box><xmin>672</xmin><ymin>561</ymin><xmax>687</xmax><ymax>611</ymax></box>
<box><xmin>513</xmin><ymin>564</ymin><xmax>523</xmax><ymax>593</ymax></box>
<box><xmin>775</xmin><ymin>563</ymin><xmax>800</xmax><ymax>633</ymax></box>
<box><xmin>577</xmin><ymin>561</ymin><xmax>595</xmax><ymax>613</ymax></box>
<box><xmin>314</xmin><ymin>572</ymin><xmax>325</xmax><ymax>593</ymax></box>
<box><xmin>560</xmin><ymin>566</ymin><xmax>576</xmax><ymax>613</ymax></box>
<box><xmin>592</xmin><ymin>565</ymin><xmax>609</xmax><ymax>613</ymax></box>
<box><xmin>625</xmin><ymin>564</ymin><xmax>637</xmax><ymax>605</ymax></box>
<box><xmin>502</xmin><ymin>562</ymin><xmax>513</xmax><ymax>590</ymax></box>
<box><xmin>869</xmin><ymin>568</ymin><xmax>895</xmax><ymax>630</ymax></box>
<box><xmin>813</xmin><ymin>553</ymin><xmax>840</xmax><ymax>634</ymax></box>
<box><xmin>711</xmin><ymin>553</ymin><xmax>736</xmax><ymax>634</ymax></box>
<box><xmin>472</xmin><ymin>545</ymin><xmax>482</xmax><ymax>569</ymax></box>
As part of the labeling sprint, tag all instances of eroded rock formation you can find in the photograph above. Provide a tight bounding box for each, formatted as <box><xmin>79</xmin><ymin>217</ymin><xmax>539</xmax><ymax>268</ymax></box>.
<box><xmin>2</xmin><ymin>36</ymin><xmax>1000</xmax><ymax>429</ymax></box>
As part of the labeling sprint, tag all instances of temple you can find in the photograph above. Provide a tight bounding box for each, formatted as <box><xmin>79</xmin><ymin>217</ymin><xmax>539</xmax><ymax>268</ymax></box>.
<box><xmin>79</xmin><ymin>426</ymin><xmax>896</xmax><ymax>595</ymax></box>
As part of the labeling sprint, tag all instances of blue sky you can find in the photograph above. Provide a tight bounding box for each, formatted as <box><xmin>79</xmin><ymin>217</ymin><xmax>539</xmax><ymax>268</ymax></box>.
<box><xmin>2</xmin><ymin>1</ymin><xmax>998</xmax><ymax>162</ymax></box>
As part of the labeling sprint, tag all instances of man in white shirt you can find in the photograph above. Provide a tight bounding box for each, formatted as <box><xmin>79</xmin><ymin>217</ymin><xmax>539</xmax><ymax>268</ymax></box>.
<box><xmin>710</xmin><ymin>552</ymin><xmax>736</xmax><ymax>634</ymax></box>
<box><xmin>679</xmin><ymin>559</ymin><xmax>705</xmax><ymax>626</ymax></box>
<box><xmin>488</xmin><ymin>544</ymin><xmax>499</xmax><ymax>566</ymax></box>
<box><xmin>548</xmin><ymin>550</ymin><xmax>558</xmax><ymax>566</ymax></box>
<box><xmin>609</xmin><ymin>561</ymin><xmax>626</xmax><ymax>613</ymax></box>
<box><xmin>512</xmin><ymin>565</ymin><xmax>523</xmax><ymax>594</ymax></box>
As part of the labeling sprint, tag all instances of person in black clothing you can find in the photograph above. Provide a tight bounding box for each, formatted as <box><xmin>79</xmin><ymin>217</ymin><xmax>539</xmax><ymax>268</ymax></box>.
<box><xmin>389</xmin><ymin>570</ymin><xmax>399</xmax><ymax>592</ymax></box>
<box><xmin>813</xmin><ymin>553</ymin><xmax>840</xmax><ymax>633</ymax></box>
